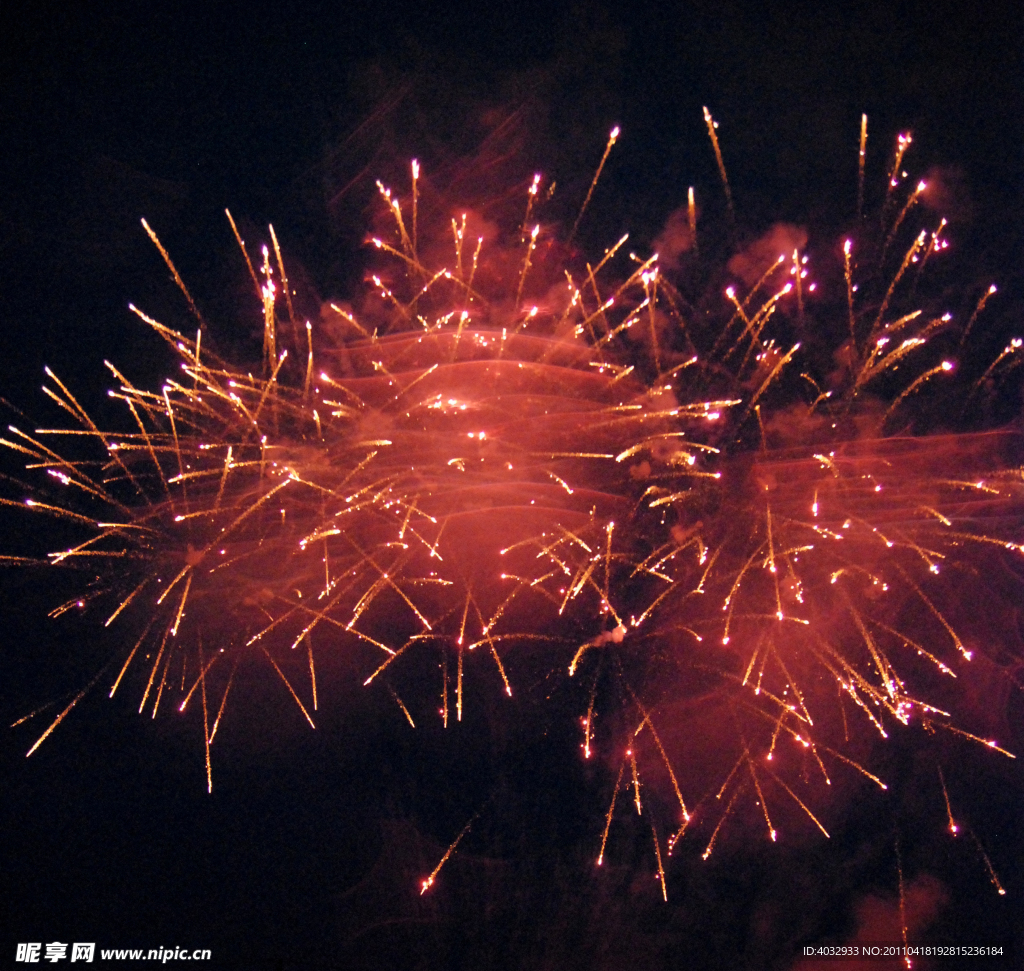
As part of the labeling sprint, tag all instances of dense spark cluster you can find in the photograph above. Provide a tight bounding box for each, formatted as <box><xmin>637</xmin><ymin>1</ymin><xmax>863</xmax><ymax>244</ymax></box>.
<box><xmin>4</xmin><ymin>117</ymin><xmax>1022</xmax><ymax>898</ymax></box>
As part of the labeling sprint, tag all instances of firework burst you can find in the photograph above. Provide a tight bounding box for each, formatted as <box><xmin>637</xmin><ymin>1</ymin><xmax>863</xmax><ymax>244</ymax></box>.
<box><xmin>4</xmin><ymin>117</ymin><xmax>1022</xmax><ymax>908</ymax></box>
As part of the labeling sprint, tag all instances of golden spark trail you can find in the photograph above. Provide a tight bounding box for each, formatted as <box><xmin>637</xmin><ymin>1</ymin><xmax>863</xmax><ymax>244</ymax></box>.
<box><xmin>568</xmin><ymin>126</ymin><xmax>620</xmax><ymax>246</ymax></box>
<box><xmin>703</xmin><ymin>107</ymin><xmax>734</xmax><ymax>223</ymax></box>
<box><xmin>420</xmin><ymin>813</ymin><xmax>477</xmax><ymax>894</ymax></box>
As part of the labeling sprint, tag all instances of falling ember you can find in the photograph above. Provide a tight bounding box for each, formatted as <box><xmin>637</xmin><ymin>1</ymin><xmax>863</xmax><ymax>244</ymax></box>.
<box><xmin>420</xmin><ymin>813</ymin><xmax>477</xmax><ymax>894</ymax></box>
<box><xmin>568</xmin><ymin>125</ymin><xmax>620</xmax><ymax>245</ymax></box>
<box><xmin>857</xmin><ymin>113</ymin><xmax>868</xmax><ymax>221</ymax></box>
<box><xmin>3</xmin><ymin>111</ymin><xmax>1022</xmax><ymax>909</ymax></box>
<box><xmin>651</xmin><ymin>822</ymin><xmax>668</xmax><ymax>901</ymax></box>
<box><xmin>702</xmin><ymin>106</ymin><xmax>734</xmax><ymax>223</ymax></box>
<box><xmin>937</xmin><ymin>765</ymin><xmax>958</xmax><ymax>835</ymax></box>
<box><xmin>896</xmin><ymin>834</ymin><xmax>912</xmax><ymax>969</ymax></box>
<box><xmin>687</xmin><ymin>186</ymin><xmax>698</xmax><ymax>257</ymax></box>
<box><xmin>967</xmin><ymin>827</ymin><xmax>1007</xmax><ymax>897</ymax></box>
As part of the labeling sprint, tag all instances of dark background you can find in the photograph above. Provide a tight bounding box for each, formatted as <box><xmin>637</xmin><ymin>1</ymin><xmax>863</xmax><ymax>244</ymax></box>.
<box><xmin>2</xmin><ymin>1</ymin><xmax>1023</xmax><ymax>968</ymax></box>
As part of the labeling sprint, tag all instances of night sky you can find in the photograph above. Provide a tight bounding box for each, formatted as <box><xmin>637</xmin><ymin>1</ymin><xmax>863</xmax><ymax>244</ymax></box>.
<box><xmin>2</xmin><ymin>2</ymin><xmax>1023</xmax><ymax>969</ymax></box>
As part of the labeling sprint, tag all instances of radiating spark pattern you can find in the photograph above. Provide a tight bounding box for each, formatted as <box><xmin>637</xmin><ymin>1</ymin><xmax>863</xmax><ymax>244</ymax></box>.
<box><xmin>3</xmin><ymin>118</ymin><xmax>1022</xmax><ymax>899</ymax></box>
